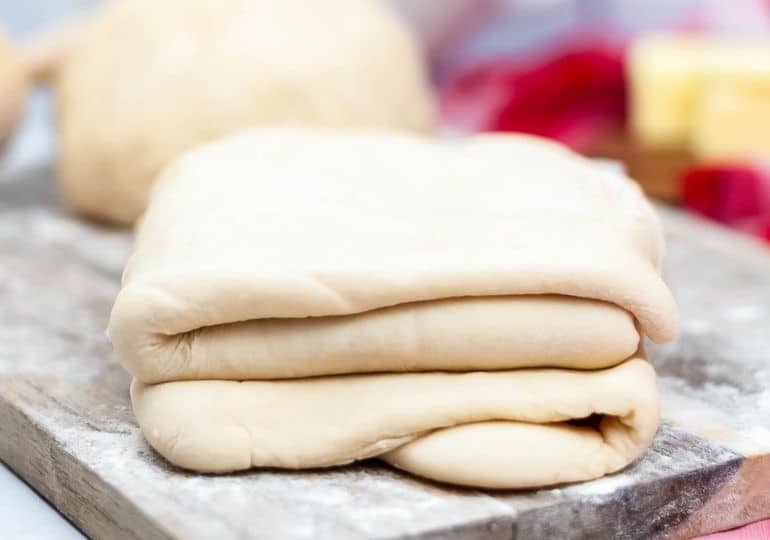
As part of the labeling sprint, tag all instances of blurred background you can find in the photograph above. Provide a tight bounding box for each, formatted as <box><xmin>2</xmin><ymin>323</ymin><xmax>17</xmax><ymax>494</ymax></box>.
<box><xmin>4</xmin><ymin>0</ymin><xmax>770</xmax><ymax>243</ymax></box>
<box><xmin>407</xmin><ymin>0</ymin><xmax>770</xmax><ymax>245</ymax></box>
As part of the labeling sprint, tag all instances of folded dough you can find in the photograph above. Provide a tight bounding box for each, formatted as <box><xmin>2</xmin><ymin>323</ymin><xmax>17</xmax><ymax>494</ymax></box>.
<box><xmin>109</xmin><ymin>128</ymin><xmax>677</xmax><ymax>488</ymax></box>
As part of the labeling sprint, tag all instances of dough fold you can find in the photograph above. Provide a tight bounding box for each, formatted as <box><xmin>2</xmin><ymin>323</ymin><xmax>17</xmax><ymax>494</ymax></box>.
<box><xmin>109</xmin><ymin>129</ymin><xmax>677</xmax><ymax>488</ymax></box>
<box><xmin>132</xmin><ymin>357</ymin><xmax>658</xmax><ymax>488</ymax></box>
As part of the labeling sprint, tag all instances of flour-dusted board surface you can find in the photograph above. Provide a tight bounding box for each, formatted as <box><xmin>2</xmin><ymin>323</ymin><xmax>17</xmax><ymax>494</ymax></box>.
<box><xmin>1</xmin><ymin>166</ymin><xmax>769</xmax><ymax>540</ymax></box>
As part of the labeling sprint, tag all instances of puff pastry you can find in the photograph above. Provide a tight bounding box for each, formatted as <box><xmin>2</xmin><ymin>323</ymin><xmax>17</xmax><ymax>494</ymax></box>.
<box><xmin>109</xmin><ymin>129</ymin><xmax>677</xmax><ymax>488</ymax></box>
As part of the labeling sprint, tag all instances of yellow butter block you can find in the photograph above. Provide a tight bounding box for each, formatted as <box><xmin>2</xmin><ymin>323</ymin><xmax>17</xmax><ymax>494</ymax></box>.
<box><xmin>628</xmin><ymin>33</ymin><xmax>704</xmax><ymax>148</ymax></box>
<box><xmin>629</xmin><ymin>33</ymin><xmax>770</xmax><ymax>153</ymax></box>
<box><xmin>693</xmin><ymin>81</ymin><xmax>770</xmax><ymax>159</ymax></box>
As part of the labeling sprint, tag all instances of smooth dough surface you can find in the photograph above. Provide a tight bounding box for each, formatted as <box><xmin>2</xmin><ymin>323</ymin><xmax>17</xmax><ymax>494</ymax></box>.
<box><xmin>109</xmin><ymin>129</ymin><xmax>677</xmax><ymax>488</ymax></box>
<box><xmin>54</xmin><ymin>0</ymin><xmax>434</xmax><ymax>224</ymax></box>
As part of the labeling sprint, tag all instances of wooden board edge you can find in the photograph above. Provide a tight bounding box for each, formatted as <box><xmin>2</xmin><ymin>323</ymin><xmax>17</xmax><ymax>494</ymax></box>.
<box><xmin>0</xmin><ymin>379</ymin><xmax>172</xmax><ymax>540</ymax></box>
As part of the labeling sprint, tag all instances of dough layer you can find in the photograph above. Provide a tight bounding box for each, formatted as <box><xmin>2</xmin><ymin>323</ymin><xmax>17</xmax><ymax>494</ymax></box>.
<box><xmin>132</xmin><ymin>358</ymin><xmax>658</xmax><ymax>488</ymax></box>
<box><xmin>123</xmin><ymin>295</ymin><xmax>640</xmax><ymax>384</ymax></box>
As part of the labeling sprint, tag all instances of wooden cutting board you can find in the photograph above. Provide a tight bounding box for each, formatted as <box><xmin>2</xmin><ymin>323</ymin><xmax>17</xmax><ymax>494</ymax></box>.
<box><xmin>1</xmin><ymin>166</ymin><xmax>769</xmax><ymax>540</ymax></box>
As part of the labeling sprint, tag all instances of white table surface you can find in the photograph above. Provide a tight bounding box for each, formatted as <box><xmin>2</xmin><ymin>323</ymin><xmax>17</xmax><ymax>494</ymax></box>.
<box><xmin>0</xmin><ymin>462</ymin><xmax>84</xmax><ymax>539</ymax></box>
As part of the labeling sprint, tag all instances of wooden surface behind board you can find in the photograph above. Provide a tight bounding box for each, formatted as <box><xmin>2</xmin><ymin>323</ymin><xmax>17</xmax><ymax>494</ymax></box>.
<box><xmin>1</xmin><ymin>166</ymin><xmax>770</xmax><ymax>539</ymax></box>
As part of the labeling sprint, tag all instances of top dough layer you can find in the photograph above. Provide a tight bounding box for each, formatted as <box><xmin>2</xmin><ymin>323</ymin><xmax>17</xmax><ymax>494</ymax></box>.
<box><xmin>54</xmin><ymin>0</ymin><xmax>434</xmax><ymax>224</ymax></box>
<box><xmin>109</xmin><ymin>128</ymin><xmax>677</xmax><ymax>383</ymax></box>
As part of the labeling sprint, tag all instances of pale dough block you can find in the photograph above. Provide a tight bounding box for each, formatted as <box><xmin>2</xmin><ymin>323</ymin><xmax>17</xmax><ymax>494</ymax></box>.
<box><xmin>109</xmin><ymin>129</ymin><xmax>677</xmax><ymax>487</ymax></box>
<box><xmin>54</xmin><ymin>0</ymin><xmax>434</xmax><ymax>224</ymax></box>
<box><xmin>132</xmin><ymin>357</ymin><xmax>659</xmax><ymax>488</ymax></box>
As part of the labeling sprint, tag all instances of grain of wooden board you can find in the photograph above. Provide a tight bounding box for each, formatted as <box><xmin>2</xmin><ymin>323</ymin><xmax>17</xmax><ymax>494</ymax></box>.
<box><xmin>1</xmin><ymin>166</ymin><xmax>770</xmax><ymax>540</ymax></box>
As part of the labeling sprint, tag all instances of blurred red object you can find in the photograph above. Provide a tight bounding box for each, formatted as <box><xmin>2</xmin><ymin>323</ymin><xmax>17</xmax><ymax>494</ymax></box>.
<box><xmin>680</xmin><ymin>163</ymin><xmax>770</xmax><ymax>244</ymax></box>
<box><xmin>439</xmin><ymin>37</ymin><xmax>627</xmax><ymax>151</ymax></box>
<box><xmin>680</xmin><ymin>164</ymin><xmax>770</xmax><ymax>221</ymax></box>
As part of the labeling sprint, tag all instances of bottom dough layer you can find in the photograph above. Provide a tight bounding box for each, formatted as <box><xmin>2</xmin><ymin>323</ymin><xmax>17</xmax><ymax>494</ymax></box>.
<box><xmin>132</xmin><ymin>357</ymin><xmax>658</xmax><ymax>488</ymax></box>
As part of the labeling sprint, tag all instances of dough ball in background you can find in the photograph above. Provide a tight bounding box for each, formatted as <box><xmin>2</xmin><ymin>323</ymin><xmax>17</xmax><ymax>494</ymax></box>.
<box><xmin>0</xmin><ymin>29</ymin><xmax>28</xmax><ymax>151</ymax></box>
<box><xmin>53</xmin><ymin>0</ymin><xmax>435</xmax><ymax>224</ymax></box>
